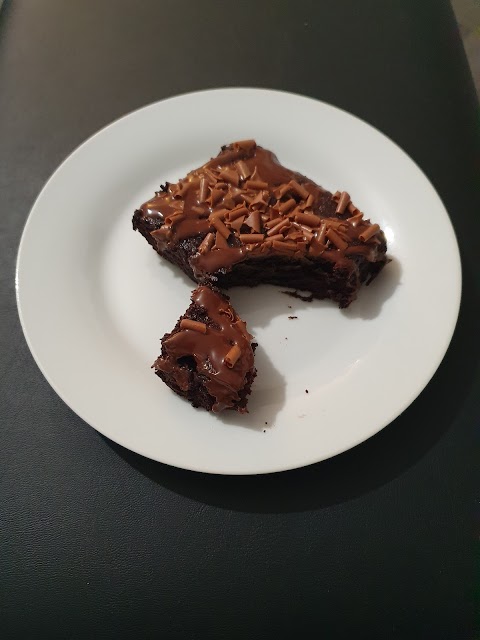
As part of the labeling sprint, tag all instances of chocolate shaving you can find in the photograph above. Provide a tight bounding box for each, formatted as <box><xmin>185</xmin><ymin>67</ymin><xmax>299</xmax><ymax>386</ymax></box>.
<box><xmin>234</xmin><ymin>139</ymin><xmax>256</xmax><ymax>153</ymax></box>
<box><xmin>265</xmin><ymin>216</ymin><xmax>282</xmax><ymax>229</ymax></box>
<box><xmin>308</xmin><ymin>241</ymin><xmax>326</xmax><ymax>257</ymax></box>
<box><xmin>235</xmin><ymin>160</ymin><xmax>251</xmax><ymax>181</ymax></box>
<box><xmin>335</xmin><ymin>191</ymin><xmax>350</xmax><ymax>215</ymax></box>
<box><xmin>308</xmin><ymin>222</ymin><xmax>327</xmax><ymax>256</ymax></box>
<box><xmin>288</xmin><ymin>180</ymin><xmax>309</xmax><ymax>200</ymax></box>
<box><xmin>245</xmin><ymin>179</ymin><xmax>269</xmax><ymax>190</ymax></box>
<box><xmin>203</xmin><ymin>168</ymin><xmax>218</xmax><ymax>183</ymax></box>
<box><xmin>278</xmin><ymin>198</ymin><xmax>296</xmax><ymax>215</ymax></box>
<box><xmin>198</xmin><ymin>232</ymin><xmax>215</xmax><ymax>254</ymax></box>
<box><xmin>288</xmin><ymin>230</ymin><xmax>306</xmax><ymax>241</ymax></box>
<box><xmin>198</xmin><ymin>177</ymin><xmax>208</xmax><ymax>202</ymax></box>
<box><xmin>294</xmin><ymin>245</ymin><xmax>307</xmax><ymax>256</ymax></box>
<box><xmin>294</xmin><ymin>211</ymin><xmax>320</xmax><ymax>228</ymax></box>
<box><xmin>228</xmin><ymin>206</ymin><xmax>249</xmax><ymax>221</ymax></box>
<box><xmin>164</xmin><ymin>212</ymin><xmax>185</xmax><ymax>226</ymax></box>
<box><xmin>218</xmin><ymin>168</ymin><xmax>239</xmax><ymax>186</ymax></box>
<box><xmin>266</xmin><ymin>233</ymin><xmax>284</xmax><ymax>243</ymax></box>
<box><xmin>347</xmin><ymin>212</ymin><xmax>364</xmax><ymax>227</ymax></box>
<box><xmin>272</xmin><ymin>239</ymin><xmax>297</xmax><ymax>252</ymax></box>
<box><xmin>326</xmin><ymin>227</ymin><xmax>348</xmax><ymax>251</ymax></box>
<box><xmin>174</xmin><ymin>181</ymin><xmax>190</xmax><ymax>198</ymax></box>
<box><xmin>180</xmin><ymin>318</ymin><xmax>207</xmax><ymax>333</ymax></box>
<box><xmin>209</xmin><ymin>188</ymin><xmax>224</xmax><ymax>207</ymax></box>
<box><xmin>224</xmin><ymin>344</ymin><xmax>241</xmax><ymax>368</ymax></box>
<box><xmin>229</xmin><ymin>215</ymin><xmax>245</xmax><ymax>232</ymax></box>
<box><xmin>359</xmin><ymin>223</ymin><xmax>380</xmax><ymax>242</ymax></box>
<box><xmin>316</xmin><ymin>222</ymin><xmax>327</xmax><ymax>244</ymax></box>
<box><xmin>347</xmin><ymin>201</ymin><xmax>359</xmax><ymax>215</ymax></box>
<box><xmin>210</xmin><ymin>208</ymin><xmax>229</xmax><ymax>221</ymax></box>
<box><xmin>267</xmin><ymin>219</ymin><xmax>290</xmax><ymax>236</ymax></box>
<box><xmin>244</xmin><ymin>210</ymin><xmax>262</xmax><ymax>232</ymax></box>
<box><xmin>296</xmin><ymin>224</ymin><xmax>314</xmax><ymax>241</ymax></box>
<box><xmin>274</xmin><ymin>184</ymin><xmax>290</xmax><ymax>200</ymax></box>
<box><xmin>239</xmin><ymin>233</ymin><xmax>264</xmax><ymax>243</ymax></box>
<box><xmin>211</xmin><ymin>217</ymin><xmax>231</xmax><ymax>239</ymax></box>
<box><xmin>249</xmin><ymin>191</ymin><xmax>269</xmax><ymax>208</ymax></box>
<box><xmin>214</xmin><ymin>230</ymin><xmax>229</xmax><ymax>249</ymax></box>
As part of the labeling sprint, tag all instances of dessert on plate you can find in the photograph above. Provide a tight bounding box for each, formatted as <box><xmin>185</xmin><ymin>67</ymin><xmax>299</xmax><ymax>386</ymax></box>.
<box><xmin>153</xmin><ymin>286</ymin><xmax>256</xmax><ymax>413</ymax></box>
<box><xmin>133</xmin><ymin>140</ymin><xmax>388</xmax><ymax>308</ymax></box>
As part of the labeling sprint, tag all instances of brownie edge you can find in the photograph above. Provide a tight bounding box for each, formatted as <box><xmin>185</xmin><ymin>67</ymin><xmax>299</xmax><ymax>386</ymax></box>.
<box><xmin>133</xmin><ymin>140</ymin><xmax>389</xmax><ymax>308</ymax></box>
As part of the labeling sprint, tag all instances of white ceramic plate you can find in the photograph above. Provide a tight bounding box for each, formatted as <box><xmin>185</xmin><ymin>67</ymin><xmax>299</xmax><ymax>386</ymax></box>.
<box><xmin>16</xmin><ymin>88</ymin><xmax>461</xmax><ymax>475</ymax></box>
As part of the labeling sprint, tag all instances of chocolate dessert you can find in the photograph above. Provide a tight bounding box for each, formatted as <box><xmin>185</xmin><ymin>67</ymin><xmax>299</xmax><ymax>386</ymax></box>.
<box><xmin>133</xmin><ymin>140</ymin><xmax>388</xmax><ymax>308</ymax></box>
<box><xmin>153</xmin><ymin>286</ymin><xmax>256</xmax><ymax>413</ymax></box>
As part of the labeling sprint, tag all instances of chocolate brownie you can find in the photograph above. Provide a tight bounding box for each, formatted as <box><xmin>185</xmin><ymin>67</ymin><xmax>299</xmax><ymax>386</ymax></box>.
<box><xmin>153</xmin><ymin>286</ymin><xmax>256</xmax><ymax>413</ymax></box>
<box><xmin>133</xmin><ymin>140</ymin><xmax>388</xmax><ymax>308</ymax></box>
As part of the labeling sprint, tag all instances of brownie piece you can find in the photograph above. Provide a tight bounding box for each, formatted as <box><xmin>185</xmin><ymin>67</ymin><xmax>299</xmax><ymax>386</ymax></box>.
<box><xmin>153</xmin><ymin>286</ymin><xmax>257</xmax><ymax>413</ymax></box>
<box><xmin>133</xmin><ymin>140</ymin><xmax>388</xmax><ymax>308</ymax></box>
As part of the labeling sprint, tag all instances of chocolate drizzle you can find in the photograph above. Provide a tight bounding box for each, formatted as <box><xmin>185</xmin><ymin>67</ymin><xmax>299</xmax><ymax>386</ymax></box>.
<box><xmin>153</xmin><ymin>286</ymin><xmax>255</xmax><ymax>413</ymax></box>
<box><xmin>137</xmin><ymin>140</ymin><xmax>387</xmax><ymax>279</ymax></box>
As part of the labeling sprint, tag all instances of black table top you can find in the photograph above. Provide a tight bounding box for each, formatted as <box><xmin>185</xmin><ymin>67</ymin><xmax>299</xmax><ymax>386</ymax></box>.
<box><xmin>1</xmin><ymin>1</ymin><xmax>478</xmax><ymax>638</ymax></box>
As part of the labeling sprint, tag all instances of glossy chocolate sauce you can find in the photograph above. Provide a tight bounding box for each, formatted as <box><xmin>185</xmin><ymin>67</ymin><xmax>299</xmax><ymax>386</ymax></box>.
<box><xmin>154</xmin><ymin>286</ymin><xmax>255</xmax><ymax>413</ymax></box>
<box><xmin>137</xmin><ymin>140</ymin><xmax>387</xmax><ymax>278</ymax></box>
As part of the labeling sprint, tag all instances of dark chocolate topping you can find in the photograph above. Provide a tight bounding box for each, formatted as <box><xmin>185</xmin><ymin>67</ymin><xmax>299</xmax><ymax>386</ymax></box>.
<box><xmin>153</xmin><ymin>287</ymin><xmax>254</xmax><ymax>413</ymax></box>
<box><xmin>138</xmin><ymin>141</ymin><xmax>387</xmax><ymax>279</ymax></box>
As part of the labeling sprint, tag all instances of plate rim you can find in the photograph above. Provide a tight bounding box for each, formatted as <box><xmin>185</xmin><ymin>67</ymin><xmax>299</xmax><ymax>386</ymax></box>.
<box><xmin>15</xmin><ymin>87</ymin><xmax>462</xmax><ymax>475</ymax></box>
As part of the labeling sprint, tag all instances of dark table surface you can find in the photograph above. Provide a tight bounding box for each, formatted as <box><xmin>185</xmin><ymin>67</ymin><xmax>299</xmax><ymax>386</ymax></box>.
<box><xmin>1</xmin><ymin>1</ymin><xmax>479</xmax><ymax>638</ymax></box>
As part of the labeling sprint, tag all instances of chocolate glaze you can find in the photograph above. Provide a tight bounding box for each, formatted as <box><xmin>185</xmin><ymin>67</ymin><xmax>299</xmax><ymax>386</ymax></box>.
<box><xmin>153</xmin><ymin>286</ymin><xmax>255</xmax><ymax>413</ymax></box>
<box><xmin>137</xmin><ymin>140</ymin><xmax>387</xmax><ymax>280</ymax></box>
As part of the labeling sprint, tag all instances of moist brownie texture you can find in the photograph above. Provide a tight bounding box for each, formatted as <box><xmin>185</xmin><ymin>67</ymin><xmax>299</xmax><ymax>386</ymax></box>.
<box><xmin>133</xmin><ymin>140</ymin><xmax>388</xmax><ymax>308</ymax></box>
<box><xmin>153</xmin><ymin>286</ymin><xmax>256</xmax><ymax>413</ymax></box>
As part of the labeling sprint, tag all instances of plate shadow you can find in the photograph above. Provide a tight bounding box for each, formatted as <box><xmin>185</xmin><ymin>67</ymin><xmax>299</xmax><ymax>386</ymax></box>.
<box><xmin>104</xmin><ymin>260</ymin><xmax>477</xmax><ymax>512</ymax></box>
<box><xmin>106</xmin><ymin>254</ymin><xmax>475</xmax><ymax>514</ymax></box>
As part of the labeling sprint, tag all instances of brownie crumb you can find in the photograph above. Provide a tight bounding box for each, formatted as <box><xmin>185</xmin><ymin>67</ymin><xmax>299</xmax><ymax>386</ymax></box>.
<box><xmin>282</xmin><ymin>290</ymin><xmax>314</xmax><ymax>303</ymax></box>
<box><xmin>264</xmin><ymin>421</ymin><xmax>268</xmax><ymax>425</ymax></box>
<box><xmin>305</xmin><ymin>389</ymin><xmax>309</xmax><ymax>393</ymax></box>
<box><xmin>288</xmin><ymin>316</ymin><xmax>298</xmax><ymax>319</ymax></box>
<box><xmin>288</xmin><ymin>305</ymin><xmax>292</xmax><ymax>309</ymax></box>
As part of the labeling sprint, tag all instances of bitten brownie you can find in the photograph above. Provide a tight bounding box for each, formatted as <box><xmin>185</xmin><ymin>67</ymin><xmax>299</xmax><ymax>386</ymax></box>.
<box><xmin>133</xmin><ymin>140</ymin><xmax>388</xmax><ymax>308</ymax></box>
<box><xmin>153</xmin><ymin>286</ymin><xmax>257</xmax><ymax>413</ymax></box>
